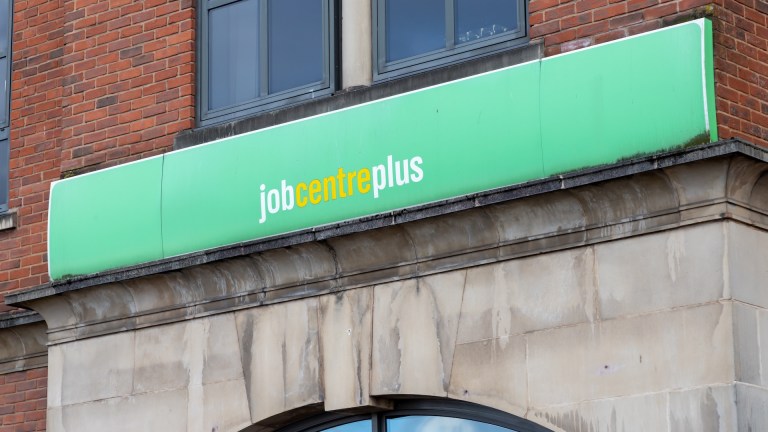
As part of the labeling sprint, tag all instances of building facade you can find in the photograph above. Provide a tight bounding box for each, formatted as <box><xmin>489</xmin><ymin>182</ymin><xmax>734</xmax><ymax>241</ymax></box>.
<box><xmin>0</xmin><ymin>0</ymin><xmax>764</xmax><ymax>431</ymax></box>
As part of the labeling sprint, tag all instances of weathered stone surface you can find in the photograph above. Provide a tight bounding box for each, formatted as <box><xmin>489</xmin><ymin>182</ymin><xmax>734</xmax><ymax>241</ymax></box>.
<box><xmin>532</xmin><ymin>391</ymin><xmax>668</xmax><ymax>432</ymax></box>
<box><xmin>255</xmin><ymin>243</ymin><xmax>337</xmax><ymax>290</ymax></box>
<box><xmin>236</xmin><ymin>298</ymin><xmax>322</xmax><ymax>424</ymax></box>
<box><xmin>328</xmin><ymin>226</ymin><xmax>415</xmax><ymax>275</ymax></box>
<box><xmin>597</xmin><ymin>223</ymin><xmax>725</xmax><ymax>319</ymax></box>
<box><xmin>0</xmin><ymin>320</ymin><xmax>47</xmax><ymax>373</ymax></box>
<box><xmin>59</xmin><ymin>332</ymin><xmax>135</xmax><ymax>406</ymax></box>
<box><xmin>47</xmin><ymin>344</ymin><xmax>64</xmax><ymax>408</ymax></box>
<box><xmin>736</xmin><ymin>383</ymin><xmax>768</xmax><ymax>431</ymax></box>
<box><xmin>403</xmin><ymin>209</ymin><xmax>499</xmax><ymax>260</ymax></box>
<box><xmin>664</xmin><ymin>159</ymin><xmax>728</xmax><ymax>206</ymax></box>
<box><xmin>758</xmin><ymin>309</ymin><xmax>768</xmax><ymax>389</ymax></box>
<box><xmin>486</xmin><ymin>191</ymin><xmax>585</xmax><ymax>244</ymax></box>
<box><xmin>733</xmin><ymin>303</ymin><xmax>761</xmax><ymax>387</ymax></box>
<box><xmin>728</xmin><ymin>223</ymin><xmax>768</xmax><ymax>309</ymax></box>
<box><xmin>201</xmin><ymin>313</ymin><xmax>245</xmax><ymax>385</ymax></box>
<box><xmin>198</xmin><ymin>379</ymin><xmax>252</xmax><ymax>432</ymax></box>
<box><xmin>457</xmin><ymin>247</ymin><xmax>597</xmax><ymax>344</ymax></box>
<box><xmin>669</xmin><ymin>385</ymin><xmax>737</xmax><ymax>431</ymax></box>
<box><xmin>134</xmin><ymin>322</ymin><xmax>191</xmax><ymax>393</ymax></box>
<box><xmin>55</xmin><ymin>389</ymin><xmax>188</xmax><ymax>432</ymax></box>
<box><xmin>448</xmin><ymin>336</ymin><xmax>528</xmax><ymax>416</ymax></box>
<box><xmin>527</xmin><ymin>303</ymin><xmax>734</xmax><ymax>407</ymax></box>
<box><xmin>371</xmin><ymin>272</ymin><xmax>465</xmax><ymax>396</ymax></box>
<box><xmin>575</xmin><ymin>173</ymin><xmax>677</xmax><ymax>230</ymax></box>
<box><xmin>319</xmin><ymin>287</ymin><xmax>374</xmax><ymax>411</ymax></box>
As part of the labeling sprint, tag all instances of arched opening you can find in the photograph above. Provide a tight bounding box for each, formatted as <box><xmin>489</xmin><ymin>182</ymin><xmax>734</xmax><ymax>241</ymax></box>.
<box><xmin>251</xmin><ymin>399</ymin><xmax>553</xmax><ymax>432</ymax></box>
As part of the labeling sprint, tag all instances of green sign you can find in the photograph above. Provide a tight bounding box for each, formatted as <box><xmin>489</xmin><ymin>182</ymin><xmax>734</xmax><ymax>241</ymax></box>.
<box><xmin>48</xmin><ymin>19</ymin><xmax>716</xmax><ymax>279</ymax></box>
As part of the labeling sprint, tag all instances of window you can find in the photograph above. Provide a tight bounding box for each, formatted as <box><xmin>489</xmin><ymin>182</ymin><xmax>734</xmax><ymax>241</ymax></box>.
<box><xmin>373</xmin><ymin>0</ymin><xmax>528</xmax><ymax>81</ymax></box>
<box><xmin>271</xmin><ymin>400</ymin><xmax>552</xmax><ymax>432</ymax></box>
<box><xmin>0</xmin><ymin>0</ymin><xmax>11</xmax><ymax>212</ymax></box>
<box><xmin>198</xmin><ymin>0</ymin><xmax>336</xmax><ymax>126</ymax></box>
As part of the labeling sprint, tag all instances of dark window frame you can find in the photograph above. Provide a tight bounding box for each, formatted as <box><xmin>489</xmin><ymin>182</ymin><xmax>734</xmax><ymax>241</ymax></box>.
<box><xmin>197</xmin><ymin>0</ymin><xmax>337</xmax><ymax>127</ymax></box>
<box><xmin>273</xmin><ymin>399</ymin><xmax>553</xmax><ymax>432</ymax></box>
<box><xmin>0</xmin><ymin>0</ymin><xmax>12</xmax><ymax>213</ymax></box>
<box><xmin>372</xmin><ymin>0</ymin><xmax>529</xmax><ymax>82</ymax></box>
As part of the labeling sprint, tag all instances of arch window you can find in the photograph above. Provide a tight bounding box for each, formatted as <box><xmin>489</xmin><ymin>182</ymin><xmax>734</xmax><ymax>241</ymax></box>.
<box><xmin>271</xmin><ymin>400</ymin><xmax>552</xmax><ymax>432</ymax></box>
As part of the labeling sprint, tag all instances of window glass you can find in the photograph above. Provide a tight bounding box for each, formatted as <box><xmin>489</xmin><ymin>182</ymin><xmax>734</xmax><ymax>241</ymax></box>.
<box><xmin>0</xmin><ymin>0</ymin><xmax>7</xmax><ymax>55</ymax></box>
<box><xmin>208</xmin><ymin>0</ymin><xmax>260</xmax><ymax>111</ymax></box>
<box><xmin>0</xmin><ymin>57</ymin><xmax>6</xmax><ymax>123</ymax></box>
<box><xmin>375</xmin><ymin>0</ymin><xmax>527</xmax><ymax>81</ymax></box>
<box><xmin>201</xmin><ymin>0</ymin><xmax>333</xmax><ymax>125</ymax></box>
<box><xmin>387</xmin><ymin>416</ymin><xmax>512</xmax><ymax>432</ymax></box>
<box><xmin>321</xmin><ymin>420</ymin><xmax>372</xmax><ymax>432</ymax></box>
<box><xmin>455</xmin><ymin>0</ymin><xmax>518</xmax><ymax>45</ymax></box>
<box><xmin>385</xmin><ymin>0</ymin><xmax>445</xmax><ymax>62</ymax></box>
<box><xmin>268</xmin><ymin>0</ymin><xmax>324</xmax><ymax>93</ymax></box>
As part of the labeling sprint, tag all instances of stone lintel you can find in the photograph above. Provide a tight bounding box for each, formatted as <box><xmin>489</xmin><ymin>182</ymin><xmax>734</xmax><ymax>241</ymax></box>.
<box><xmin>8</xmin><ymin>139</ymin><xmax>768</xmax><ymax>344</ymax></box>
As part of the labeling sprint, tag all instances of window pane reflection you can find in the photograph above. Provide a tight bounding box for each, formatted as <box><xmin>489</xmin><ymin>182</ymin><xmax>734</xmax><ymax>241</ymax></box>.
<box><xmin>209</xmin><ymin>0</ymin><xmax>259</xmax><ymax>110</ymax></box>
<box><xmin>322</xmin><ymin>419</ymin><xmax>372</xmax><ymax>432</ymax></box>
<box><xmin>269</xmin><ymin>0</ymin><xmax>324</xmax><ymax>93</ymax></box>
<box><xmin>387</xmin><ymin>416</ymin><xmax>513</xmax><ymax>432</ymax></box>
<box><xmin>455</xmin><ymin>0</ymin><xmax>518</xmax><ymax>45</ymax></box>
<box><xmin>0</xmin><ymin>0</ymin><xmax>7</xmax><ymax>54</ymax></box>
<box><xmin>385</xmin><ymin>0</ymin><xmax>445</xmax><ymax>62</ymax></box>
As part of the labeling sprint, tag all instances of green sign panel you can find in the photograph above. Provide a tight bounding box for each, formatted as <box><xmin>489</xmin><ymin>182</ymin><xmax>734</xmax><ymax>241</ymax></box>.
<box><xmin>48</xmin><ymin>19</ymin><xmax>716</xmax><ymax>280</ymax></box>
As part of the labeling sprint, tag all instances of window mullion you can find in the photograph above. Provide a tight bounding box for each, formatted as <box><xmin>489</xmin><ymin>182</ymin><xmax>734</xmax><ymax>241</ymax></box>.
<box><xmin>259</xmin><ymin>0</ymin><xmax>269</xmax><ymax>97</ymax></box>
<box><xmin>372</xmin><ymin>413</ymin><xmax>383</xmax><ymax>432</ymax></box>
<box><xmin>445</xmin><ymin>0</ymin><xmax>455</xmax><ymax>50</ymax></box>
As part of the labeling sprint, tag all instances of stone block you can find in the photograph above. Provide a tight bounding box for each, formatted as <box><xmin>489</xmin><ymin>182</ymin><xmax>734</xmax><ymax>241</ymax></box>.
<box><xmin>326</xmin><ymin>226</ymin><xmax>415</xmax><ymax>275</ymax></box>
<box><xmin>403</xmin><ymin>209</ymin><xmax>498</xmax><ymax>260</ymax></box>
<box><xmin>736</xmin><ymin>383</ymin><xmax>768</xmax><ymax>431</ymax></box>
<box><xmin>664</xmin><ymin>159</ymin><xmax>728</xmax><ymax>206</ymax></box>
<box><xmin>47</xmin><ymin>345</ymin><xmax>63</xmax><ymax>408</ymax></box>
<box><xmin>486</xmin><ymin>191</ymin><xmax>585</xmax><ymax>244</ymax></box>
<box><xmin>371</xmin><ymin>271</ymin><xmax>464</xmax><ymax>396</ymax></box>
<box><xmin>236</xmin><ymin>298</ymin><xmax>322</xmax><ymax>424</ymax></box>
<box><xmin>448</xmin><ymin>336</ymin><xmax>528</xmax><ymax>416</ymax></box>
<box><xmin>597</xmin><ymin>223</ymin><xmax>725</xmax><ymax>319</ymax></box>
<box><xmin>60</xmin><ymin>332</ymin><xmax>135</xmax><ymax>406</ymax></box>
<box><xmin>531</xmin><ymin>391</ymin><xmax>668</xmax><ymax>432</ymax></box>
<box><xmin>733</xmin><ymin>303</ymin><xmax>761</xmax><ymax>387</ymax></box>
<box><xmin>728</xmin><ymin>223</ymin><xmax>768</xmax><ymax>309</ymax></box>
<box><xmin>202</xmin><ymin>313</ymin><xmax>246</xmax><ymax>385</ymax></box>
<box><xmin>319</xmin><ymin>287</ymin><xmax>374</xmax><ymax>411</ymax></box>
<box><xmin>198</xmin><ymin>379</ymin><xmax>252</xmax><ymax>432</ymax></box>
<box><xmin>58</xmin><ymin>389</ymin><xmax>188</xmax><ymax>432</ymax></box>
<box><xmin>668</xmin><ymin>385</ymin><xmax>737</xmax><ymax>431</ymax></box>
<box><xmin>134</xmin><ymin>321</ymin><xmax>191</xmax><ymax>393</ymax></box>
<box><xmin>527</xmin><ymin>303</ymin><xmax>734</xmax><ymax>407</ymax></box>
<box><xmin>457</xmin><ymin>247</ymin><xmax>597</xmax><ymax>344</ymax></box>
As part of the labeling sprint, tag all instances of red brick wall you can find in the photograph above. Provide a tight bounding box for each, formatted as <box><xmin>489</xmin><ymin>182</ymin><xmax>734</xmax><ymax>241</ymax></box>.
<box><xmin>0</xmin><ymin>0</ymin><xmax>195</xmax><ymax>300</ymax></box>
<box><xmin>530</xmin><ymin>0</ymin><xmax>768</xmax><ymax>147</ymax></box>
<box><xmin>0</xmin><ymin>0</ymin><xmax>66</xmax><ymax>299</ymax></box>
<box><xmin>0</xmin><ymin>368</ymin><xmax>46</xmax><ymax>432</ymax></box>
<box><xmin>59</xmin><ymin>0</ymin><xmax>195</xmax><ymax>174</ymax></box>
<box><xmin>713</xmin><ymin>0</ymin><xmax>768</xmax><ymax>147</ymax></box>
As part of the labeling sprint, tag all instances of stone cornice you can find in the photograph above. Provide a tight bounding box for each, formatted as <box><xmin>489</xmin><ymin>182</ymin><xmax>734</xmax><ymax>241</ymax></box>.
<box><xmin>0</xmin><ymin>311</ymin><xmax>47</xmax><ymax>373</ymax></box>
